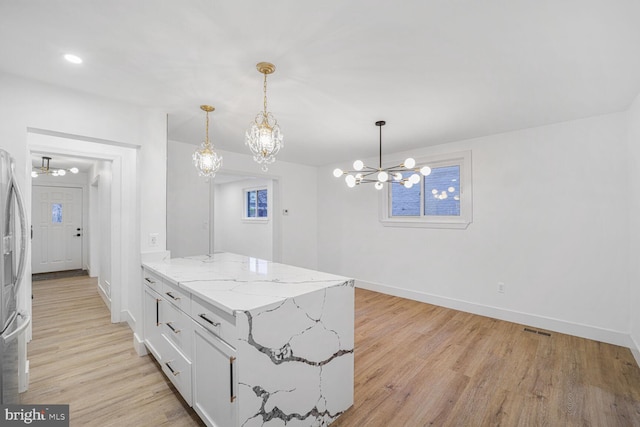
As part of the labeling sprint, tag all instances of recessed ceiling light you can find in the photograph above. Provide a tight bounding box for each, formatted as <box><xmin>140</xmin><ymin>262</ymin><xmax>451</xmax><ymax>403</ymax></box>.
<box><xmin>64</xmin><ymin>54</ymin><xmax>83</xmax><ymax>64</ymax></box>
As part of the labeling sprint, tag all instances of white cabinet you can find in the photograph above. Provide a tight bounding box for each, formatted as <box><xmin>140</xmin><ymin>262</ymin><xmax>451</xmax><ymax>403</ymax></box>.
<box><xmin>142</xmin><ymin>267</ymin><xmax>237</xmax><ymax>426</ymax></box>
<box><xmin>192</xmin><ymin>323</ymin><xmax>237</xmax><ymax>427</ymax></box>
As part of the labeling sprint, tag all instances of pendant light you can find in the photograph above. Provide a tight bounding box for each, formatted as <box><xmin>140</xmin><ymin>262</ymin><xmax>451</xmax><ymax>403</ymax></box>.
<box><xmin>245</xmin><ymin>62</ymin><xmax>283</xmax><ymax>172</ymax></box>
<box><xmin>193</xmin><ymin>105</ymin><xmax>223</xmax><ymax>177</ymax></box>
<box><xmin>333</xmin><ymin>121</ymin><xmax>432</xmax><ymax>189</ymax></box>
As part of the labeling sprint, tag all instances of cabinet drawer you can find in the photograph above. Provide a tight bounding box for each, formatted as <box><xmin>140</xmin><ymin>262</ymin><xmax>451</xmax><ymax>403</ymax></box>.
<box><xmin>191</xmin><ymin>295</ymin><xmax>237</xmax><ymax>348</ymax></box>
<box><xmin>162</xmin><ymin>280</ymin><xmax>191</xmax><ymax>312</ymax></box>
<box><xmin>161</xmin><ymin>335</ymin><xmax>193</xmax><ymax>405</ymax></box>
<box><xmin>142</xmin><ymin>269</ymin><xmax>163</xmax><ymax>292</ymax></box>
<box><xmin>162</xmin><ymin>300</ymin><xmax>192</xmax><ymax>358</ymax></box>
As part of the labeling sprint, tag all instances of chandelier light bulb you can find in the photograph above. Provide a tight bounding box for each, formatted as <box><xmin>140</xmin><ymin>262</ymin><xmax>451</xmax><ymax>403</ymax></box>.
<box><xmin>333</xmin><ymin>168</ymin><xmax>344</xmax><ymax>178</ymax></box>
<box><xmin>420</xmin><ymin>166</ymin><xmax>432</xmax><ymax>176</ymax></box>
<box><xmin>375</xmin><ymin>182</ymin><xmax>383</xmax><ymax>190</ymax></box>
<box><xmin>31</xmin><ymin>171</ymin><xmax>38</xmax><ymax>178</ymax></box>
<box><xmin>377</xmin><ymin>171</ymin><xmax>388</xmax><ymax>182</ymax></box>
<box><xmin>345</xmin><ymin>174</ymin><xmax>356</xmax><ymax>188</ymax></box>
<box><xmin>448</xmin><ymin>186</ymin><xmax>455</xmax><ymax>193</ymax></box>
<box><xmin>353</xmin><ymin>160</ymin><xmax>364</xmax><ymax>171</ymax></box>
<box><xmin>404</xmin><ymin>181</ymin><xmax>413</xmax><ymax>189</ymax></box>
<box><xmin>69</xmin><ymin>167</ymin><xmax>79</xmax><ymax>174</ymax></box>
<box><xmin>393</xmin><ymin>172</ymin><xmax>403</xmax><ymax>181</ymax></box>
<box><xmin>57</xmin><ymin>169</ymin><xmax>66</xmax><ymax>176</ymax></box>
<box><xmin>410</xmin><ymin>173</ymin><xmax>420</xmax><ymax>184</ymax></box>
<box><xmin>404</xmin><ymin>158</ymin><xmax>416</xmax><ymax>169</ymax></box>
<box><xmin>432</xmin><ymin>189</ymin><xmax>438</xmax><ymax>195</ymax></box>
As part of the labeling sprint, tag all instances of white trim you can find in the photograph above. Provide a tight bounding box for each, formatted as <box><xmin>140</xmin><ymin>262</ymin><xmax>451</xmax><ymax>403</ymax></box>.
<box><xmin>631</xmin><ymin>335</ymin><xmax>640</xmax><ymax>368</ymax></box>
<box><xmin>379</xmin><ymin>150</ymin><xmax>472</xmax><ymax>229</ymax></box>
<box><xmin>355</xmin><ymin>279</ymin><xmax>632</xmax><ymax>349</ymax></box>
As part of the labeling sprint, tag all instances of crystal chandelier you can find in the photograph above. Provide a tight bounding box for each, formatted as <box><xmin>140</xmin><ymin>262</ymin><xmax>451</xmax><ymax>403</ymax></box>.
<box><xmin>193</xmin><ymin>105</ymin><xmax>223</xmax><ymax>177</ymax></box>
<box><xmin>333</xmin><ymin>121</ymin><xmax>432</xmax><ymax>190</ymax></box>
<box><xmin>245</xmin><ymin>62</ymin><xmax>283</xmax><ymax>172</ymax></box>
<box><xmin>31</xmin><ymin>156</ymin><xmax>79</xmax><ymax>178</ymax></box>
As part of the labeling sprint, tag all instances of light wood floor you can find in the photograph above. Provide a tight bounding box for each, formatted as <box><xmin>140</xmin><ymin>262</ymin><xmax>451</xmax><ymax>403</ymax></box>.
<box><xmin>21</xmin><ymin>277</ymin><xmax>640</xmax><ymax>426</ymax></box>
<box><xmin>21</xmin><ymin>275</ymin><xmax>204</xmax><ymax>426</ymax></box>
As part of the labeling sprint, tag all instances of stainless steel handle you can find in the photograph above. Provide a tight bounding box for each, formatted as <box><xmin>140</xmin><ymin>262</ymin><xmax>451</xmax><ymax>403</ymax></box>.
<box><xmin>165</xmin><ymin>361</ymin><xmax>180</xmax><ymax>376</ymax></box>
<box><xmin>145</xmin><ymin>277</ymin><xmax>155</xmax><ymax>284</ymax></box>
<box><xmin>198</xmin><ymin>313</ymin><xmax>220</xmax><ymax>326</ymax></box>
<box><xmin>165</xmin><ymin>291</ymin><xmax>180</xmax><ymax>301</ymax></box>
<box><xmin>230</xmin><ymin>356</ymin><xmax>236</xmax><ymax>402</ymax></box>
<box><xmin>166</xmin><ymin>322</ymin><xmax>181</xmax><ymax>334</ymax></box>
<box><xmin>2</xmin><ymin>313</ymin><xmax>31</xmax><ymax>344</ymax></box>
<box><xmin>9</xmin><ymin>172</ymin><xmax>27</xmax><ymax>293</ymax></box>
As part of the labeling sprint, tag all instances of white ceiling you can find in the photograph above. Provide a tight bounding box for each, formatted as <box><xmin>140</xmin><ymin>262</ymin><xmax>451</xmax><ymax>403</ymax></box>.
<box><xmin>3</xmin><ymin>1</ymin><xmax>640</xmax><ymax>167</ymax></box>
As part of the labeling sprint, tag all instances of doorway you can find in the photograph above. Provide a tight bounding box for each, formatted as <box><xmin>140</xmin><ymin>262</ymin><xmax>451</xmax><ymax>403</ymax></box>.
<box><xmin>31</xmin><ymin>186</ymin><xmax>83</xmax><ymax>274</ymax></box>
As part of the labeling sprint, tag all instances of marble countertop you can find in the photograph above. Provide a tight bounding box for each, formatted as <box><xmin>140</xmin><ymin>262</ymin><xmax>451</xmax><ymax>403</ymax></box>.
<box><xmin>142</xmin><ymin>252</ymin><xmax>353</xmax><ymax>315</ymax></box>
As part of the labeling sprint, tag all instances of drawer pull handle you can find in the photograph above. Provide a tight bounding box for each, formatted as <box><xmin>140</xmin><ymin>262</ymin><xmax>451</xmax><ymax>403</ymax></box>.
<box><xmin>198</xmin><ymin>313</ymin><xmax>220</xmax><ymax>327</ymax></box>
<box><xmin>230</xmin><ymin>356</ymin><xmax>236</xmax><ymax>402</ymax></box>
<box><xmin>165</xmin><ymin>291</ymin><xmax>180</xmax><ymax>301</ymax></box>
<box><xmin>165</xmin><ymin>361</ymin><xmax>180</xmax><ymax>376</ymax></box>
<box><xmin>145</xmin><ymin>277</ymin><xmax>155</xmax><ymax>284</ymax></box>
<box><xmin>155</xmin><ymin>299</ymin><xmax>161</xmax><ymax>326</ymax></box>
<box><xmin>166</xmin><ymin>322</ymin><xmax>181</xmax><ymax>334</ymax></box>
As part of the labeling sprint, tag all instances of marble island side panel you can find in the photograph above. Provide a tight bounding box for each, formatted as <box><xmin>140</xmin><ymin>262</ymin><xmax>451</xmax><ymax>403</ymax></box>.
<box><xmin>237</xmin><ymin>281</ymin><xmax>354</xmax><ymax>426</ymax></box>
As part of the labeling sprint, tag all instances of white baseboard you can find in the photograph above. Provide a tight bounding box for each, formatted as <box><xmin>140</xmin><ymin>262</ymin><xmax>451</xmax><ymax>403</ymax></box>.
<box><xmin>133</xmin><ymin>332</ymin><xmax>147</xmax><ymax>356</ymax></box>
<box><xmin>356</xmin><ymin>280</ymin><xmax>631</xmax><ymax>349</ymax></box>
<box><xmin>631</xmin><ymin>335</ymin><xmax>640</xmax><ymax>368</ymax></box>
<box><xmin>97</xmin><ymin>281</ymin><xmax>111</xmax><ymax>310</ymax></box>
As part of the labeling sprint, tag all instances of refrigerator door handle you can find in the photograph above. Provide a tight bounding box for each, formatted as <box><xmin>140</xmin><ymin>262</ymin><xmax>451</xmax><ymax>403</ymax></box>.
<box><xmin>10</xmin><ymin>170</ymin><xmax>28</xmax><ymax>291</ymax></box>
<box><xmin>2</xmin><ymin>314</ymin><xmax>31</xmax><ymax>344</ymax></box>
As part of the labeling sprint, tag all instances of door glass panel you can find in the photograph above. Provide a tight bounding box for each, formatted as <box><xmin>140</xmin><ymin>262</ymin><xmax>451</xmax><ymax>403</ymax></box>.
<box><xmin>52</xmin><ymin>203</ymin><xmax>63</xmax><ymax>223</ymax></box>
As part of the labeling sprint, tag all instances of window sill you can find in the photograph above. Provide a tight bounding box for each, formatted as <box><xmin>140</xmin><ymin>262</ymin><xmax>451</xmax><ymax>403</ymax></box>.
<box><xmin>242</xmin><ymin>218</ymin><xmax>270</xmax><ymax>224</ymax></box>
<box><xmin>379</xmin><ymin>217</ymin><xmax>471</xmax><ymax>229</ymax></box>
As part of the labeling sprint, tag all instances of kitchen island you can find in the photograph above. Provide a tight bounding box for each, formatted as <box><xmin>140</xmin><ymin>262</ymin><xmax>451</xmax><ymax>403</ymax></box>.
<box><xmin>142</xmin><ymin>253</ymin><xmax>354</xmax><ymax>427</ymax></box>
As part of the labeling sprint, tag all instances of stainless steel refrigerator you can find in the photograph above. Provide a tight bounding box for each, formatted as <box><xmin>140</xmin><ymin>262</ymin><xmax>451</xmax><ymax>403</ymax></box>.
<box><xmin>0</xmin><ymin>148</ymin><xmax>29</xmax><ymax>404</ymax></box>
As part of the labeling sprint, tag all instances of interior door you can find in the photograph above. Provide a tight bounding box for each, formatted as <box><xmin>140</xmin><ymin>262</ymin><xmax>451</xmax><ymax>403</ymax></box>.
<box><xmin>31</xmin><ymin>186</ymin><xmax>83</xmax><ymax>274</ymax></box>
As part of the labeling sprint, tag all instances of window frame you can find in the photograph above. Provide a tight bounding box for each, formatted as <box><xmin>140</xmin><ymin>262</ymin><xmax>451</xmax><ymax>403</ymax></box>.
<box><xmin>379</xmin><ymin>150</ymin><xmax>472</xmax><ymax>229</ymax></box>
<box><xmin>243</xmin><ymin>186</ymin><xmax>269</xmax><ymax>222</ymax></box>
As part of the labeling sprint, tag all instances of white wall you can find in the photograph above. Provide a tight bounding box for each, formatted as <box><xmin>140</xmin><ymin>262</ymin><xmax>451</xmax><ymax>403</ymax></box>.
<box><xmin>89</xmin><ymin>161</ymin><xmax>112</xmax><ymax>303</ymax></box>
<box><xmin>0</xmin><ymin>71</ymin><xmax>167</xmax><ymax>355</ymax></box>
<box><xmin>214</xmin><ymin>178</ymin><xmax>273</xmax><ymax>260</ymax></box>
<box><xmin>167</xmin><ymin>141</ymin><xmax>318</xmax><ymax>269</ymax></box>
<box><xmin>167</xmin><ymin>140</ymin><xmax>210</xmax><ymax>258</ymax></box>
<box><xmin>628</xmin><ymin>92</ymin><xmax>640</xmax><ymax>362</ymax></box>
<box><xmin>318</xmin><ymin>112</ymin><xmax>631</xmax><ymax>346</ymax></box>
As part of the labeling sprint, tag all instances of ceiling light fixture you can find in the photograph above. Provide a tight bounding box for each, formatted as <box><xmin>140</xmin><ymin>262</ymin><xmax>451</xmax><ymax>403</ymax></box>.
<box><xmin>333</xmin><ymin>121</ymin><xmax>432</xmax><ymax>190</ymax></box>
<box><xmin>245</xmin><ymin>62</ymin><xmax>283</xmax><ymax>172</ymax></box>
<box><xmin>193</xmin><ymin>105</ymin><xmax>223</xmax><ymax>177</ymax></box>
<box><xmin>31</xmin><ymin>156</ymin><xmax>80</xmax><ymax>178</ymax></box>
<box><xmin>63</xmin><ymin>54</ymin><xmax>83</xmax><ymax>64</ymax></box>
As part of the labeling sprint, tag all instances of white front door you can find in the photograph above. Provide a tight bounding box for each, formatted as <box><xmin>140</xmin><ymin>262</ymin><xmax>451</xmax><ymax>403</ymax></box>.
<box><xmin>31</xmin><ymin>186</ymin><xmax>83</xmax><ymax>274</ymax></box>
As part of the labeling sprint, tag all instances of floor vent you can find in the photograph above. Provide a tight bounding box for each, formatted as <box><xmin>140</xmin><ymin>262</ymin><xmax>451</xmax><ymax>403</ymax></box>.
<box><xmin>524</xmin><ymin>327</ymin><xmax>551</xmax><ymax>337</ymax></box>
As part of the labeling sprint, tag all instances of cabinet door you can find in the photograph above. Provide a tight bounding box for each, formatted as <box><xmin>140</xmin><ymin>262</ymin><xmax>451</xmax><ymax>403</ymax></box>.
<box><xmin>193</xmin><ymin>324</ymin><xmax>237</xmax><ymax>427</ymax></box>
<box><xmin>143</xmin><ymin>286</ymin><xmax>164</xmax><ymax>360</ymax></box>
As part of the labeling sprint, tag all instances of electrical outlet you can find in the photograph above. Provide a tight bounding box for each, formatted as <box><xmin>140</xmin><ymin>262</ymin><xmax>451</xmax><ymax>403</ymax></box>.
<box><xmin>149</xmin><ymin>233</ymin><xmax>159</xmax><ymax>247</ymax></box>
<box><xmin>497</xmin><ymin>282</ymin><xmax>505</xmax><ymax>293</ymax></box>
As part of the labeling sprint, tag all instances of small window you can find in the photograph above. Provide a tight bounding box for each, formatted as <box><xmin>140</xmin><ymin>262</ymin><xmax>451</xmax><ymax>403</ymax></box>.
<box><xmin>244</xmin><ymin>188</ymin><xmax>268</xmax><ymax>220</ymax></box>
<box><xmin>380</xmin><ymin>151</ymin><xmax>472</xmax><ymax>229</ymax></box>
<box><xmin>52</xmin><ymin>203</ymin><xmax>63</xmax><ymax>223</ymax></box>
